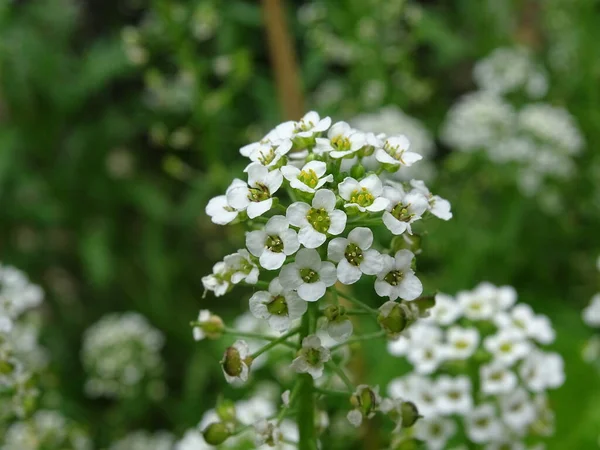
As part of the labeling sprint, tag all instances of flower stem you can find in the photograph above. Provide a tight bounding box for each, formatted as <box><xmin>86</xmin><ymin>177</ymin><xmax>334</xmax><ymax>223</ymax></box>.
<box><xmin>333</xmin><ymin>288</ymin><xmax>379</xmax><ymax>315</ymax></box>
<box><xmin>298</xmin><ymin>303</ymin><xmax>317</xmax><ymax>450</ymax></box>
<box><xmin>250</xmin><ymin>327</ymin><xmax>300</xmax><ymax>359</ymax></box>
<box><xmin>327</xmin><ymin>360</ymin><xmax>354</xmax><ymax>391</ymax></box>
<box><xmin>329</xmin><ymin>330</ymin><xmax>386</xmax><ymax>352</ymax></box>
<box><xmin>222</xmin><ymin>328</ymin><xmax>296</xmax><ymax>350</ymax></box>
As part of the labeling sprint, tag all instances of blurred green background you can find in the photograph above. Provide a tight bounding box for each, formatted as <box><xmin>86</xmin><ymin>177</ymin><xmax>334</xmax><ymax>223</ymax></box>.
<box><xmin>1</xmin><ymin>0</ymin><xmax>599</xmax><ymax>448</ymax></box>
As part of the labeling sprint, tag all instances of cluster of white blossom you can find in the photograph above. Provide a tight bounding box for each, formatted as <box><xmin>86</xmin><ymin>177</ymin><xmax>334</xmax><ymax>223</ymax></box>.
<box><xmin>441</xmin><ymin>47</ymin><xmax>584</xmax><ymax>203</ymax></box>
<box><xmin>0</xmin><ymin>264</ymin><xmax>46</xmax><ymax>423</ymax></box>
<box><xmin>196</xmin><ymin>111</ymin><xmax>452</xmax><ymax>446</ymax></box>
<box><xmin>81</xmin><ymin>312</ymin><xmax>165</xmax><ymax>400</ymax></box>
<box><xmin>109</xmin><ymin>430</ymin><xmax>175</xmax><ymax>450</ymax></box>
<box><xmin>387</xmin><ymin>283</ymin><xmax>565</xmax><ymax>449</ymax></box>
<box><xmin>582</xmin><ymin>256</ymin><xmax>600</xmax><ymax>369</ymax></box>
<box><xmin>1</xmin><ymin>410</ymin><xmax>92</xmax><ymax>450</ymax></box>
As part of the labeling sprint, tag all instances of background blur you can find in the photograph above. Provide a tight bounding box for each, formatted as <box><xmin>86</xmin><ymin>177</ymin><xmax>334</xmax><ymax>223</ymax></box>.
<box><xmin>1</xmin><ymin>0</ymin><xmax>599</xmax><ymax>448</ymax></box>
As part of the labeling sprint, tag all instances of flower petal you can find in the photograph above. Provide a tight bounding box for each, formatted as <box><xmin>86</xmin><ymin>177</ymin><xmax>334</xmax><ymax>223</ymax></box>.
<box><xmin>398</xmin><ymin>272</ymin><xmax>423</xmax><ymax>301</ymax></box>
<box><xmin>295</xmin><ymin>248</ymin><xmax>322</xmax><ymax>269</ymax></box>
<box><xmin>360</xmin><ymin>249</ymin><xmax>384</xmax><ymax>275</ymax></box>
<box><xmin>327</xmin><ymin>237</ymin><xmax>348</xmax><ymax>263</ymax></box>
<box><xmin>347</xmin><ymin>227</ymin><xmax>373</xmax><ymax>249</ymax></box>
<box><xmin>286</xmin><ymin>202</ymin><xmax>310</xmax><ymax>227</ymax></box>
<box><xmin>328</xmin><ymin>210</ymin><xmax>347</xmax><ymax>235</ymax></box>
<box><xmin>298</xmin><ymin>282</ymin><xmax>326</xmax><ymax>302</ymax></box>
<box><xmin>312</xmin><ymin>189</ymin><xmax>337</xmax><ymax>211</ymax></box>
<box><xmin>260</xmin><ymin>250</ymin><xmax>286</xmax><ymax>270</ymax></box>
<box><xmin>246</xmin><ymin>230</ymin><xmax>267</xmax><ymax>257</ymax></box>
<box><xmin>298</xmin><ymin>226</ymin><xmax>326</xmax><ymax>249</ymax></box>
<box><xmin>337</xmin><ymin>259</ymin><xmax>362</xmax><ymax>285</ymax></box>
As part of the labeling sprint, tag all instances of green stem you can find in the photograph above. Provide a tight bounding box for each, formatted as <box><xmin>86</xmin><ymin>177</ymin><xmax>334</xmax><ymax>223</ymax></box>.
<box><xmin>333</xmin><ymin>288</ymin><xmax>378</xmax><ymax>314</ymax></box>
<box><xmin>222</xmin><ymin>328</ymin><xmax>296</xmax><ymax>349</ymax></box>
<box><xmin>277</xmin><ymin>380</ymin><xmax>302</xmax><ymax>424</ymax></box>
<box><xmin>314</xmin><ymin>387</ymin><xmax>353</xmax><ymax>397</ymax></box>
<box><xmin>298</xmin><ymin>303</ymin><xmax>317</xmax><ymax>450</ymax></box>
<box><xmin>329</xmin><ymin>330</ymin><xmax>385</xmax><ymax>352</ymax></box>
<box><xmin>251</xmin><ymin>327</ymin><xmax>300</xmax><ymax>359</ymax></box>
<box><xmin>327</xmin><ymin>361</ymin><xmax>354</xmax><ymax>391</ymax></box>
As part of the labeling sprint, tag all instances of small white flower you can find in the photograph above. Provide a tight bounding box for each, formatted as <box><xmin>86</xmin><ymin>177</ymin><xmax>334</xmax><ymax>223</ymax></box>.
<box><xmin>436</xmin><ymin>375</ymin><xmax>473</xmax><ymax>415</ymax></box>
<box><xmin>221</xmin><ymin>340</ymin><xmax>251</xmax><ymax>384</ymax></box>
<box><xmin>427</xmin><ymin>293</ymin><xmax>463</xmax><ymax>326</ymax></box>
<box><xmin>338</xmin><ymin>174</ymin><xmax>389</xmax><ymax>212</ymax></box>
<box><xmin>465</xmin><ymin>403</ymin><xmax>504</xmax><ymax>444</ymax></box>
<box><xmin>376</xmin><ymin>135</ymin><xmax>423</xmax><ymax>167</ymax></box>
<box><xmin>495</xmin><ymin>304</ymin><xmax>555</xmax><ymax>344</ymax></box>
<box><xmin>414</xmin><ymin>416</ymin><xmax>457</xmax><ymax>450</ymax></box>
<box><xmin>583</xmin><ymin>293</ymin><xmax>600</xmax><ymax>327</ymax></box>
<box><xmin>286</xmin><ymin>189</ymin><xmax>347</xmax><ymax>248</ymax></box>
<box><xmin>245</xmin><ymin>139</ymin><xmax>292</xmax><ymax>169</ymax></box>
<box><xmin>445</xmin><ymin>326</ymin><xmax>480</xmax><ymax>360</ymax></box>
<box><xmin>223</xmin><ymin>249</ymin><xmax>259</xmax><ymax>285</ymax></box>
<box><xmin>226</xmin><ymin>164</ymin><xmax>283</xmax><ymax>219</ymax></box>
<box><xmin>407</xmin><ymin>341</ymin><xmax>445</xmax><ymax>375</ymax></box>
<box><xmin>480</xmin><ymin>361</ymin><xmax>518</xmax><ymax>395</ymax></box>
<box><xmin>281</xmin><ymin>160</ymin><xmax>333</xmax><ymax>193</ymax></box>
<box><xmin>499</xmin><ymin>388</ymin><xmax>536</xmax><ymax>433</ymax></box>
<box><xmin>246</xmin><ymin>215</ymin><xmax>300</xmax><ymax>270</ymax></box>
<box><xmin>249</xmin><ymin>278</ymin><xmax>307</xmax><ymax>332</ymax></box>
<box><xmin>327</xmin><ymin>227</ymin><xmax>383</xmax><ymax>284</ymax></box>
<box><xmin>326</xmin><ymin>315</ymin><xmax>353</xmax><ymax>342</ymax></box>
<box><xmin>315</xmin><ymin>121</ymin><xmax>365</xmax><ymax>158</ymax></box>
<box><xmin>290</xmin><ymin>335</ymin><xmax>331</xmax><ymax>379</ymax></box>
<box><xmin>381</xmin><ymin>184</ymin><xmax>429</xmax><ymax>235</ymax></box>
<box><xmin>279</xmin><ymin>249</ymin><xmax>337</xmax><ymax>302</ymax></box>
<box><xmin>410</xmin><ymin>180</ymin><xmax>453</xmax><ymax>221</ymax></box>
<box><xmin>375</xmin><ymin>250</ymin><xmax>423</xmax><ymax>301</ymax></box>
<box><xmin>519</xmin><ymin>350</ymin><xmax>565</xmax><ymax>392</ymax></box>
<box><xmin>457</xmin><ymin>289</ymin><xmax>495</xmax><ymax>321</ymax></box>
<box><xmin>388</xmin><ymin>374</ymin><xmax>439</xmax><ymax>417</ymax></box>
<box><xmin>293</xmin><ymin>111</ymin><xmax>332</xmax><ymax>138</ymax></box>
<box><xmin>192</xmin><ymin>310</ymin><xmax>223</xmax><ymax>341</ymax></box>
<box><xmin>201</xmin><ymin>261</ymin><xmax>230</xmax><ymax>297</ymax></box>
<box><xmin>254</xmin><ymin>419</ymin><xmax>282</xmax><ymax>447</ymax></box>
<box><xmin>484</xmin><ymin>328</ymin><xmax>530</xmax><ymax>367</ymax></box>
<box><xmin>347</xmin><ymin>385</ymin><xmax>382</xmax><ymax>427</ymax></box>
<box><xmin>281</xmin><ymin>390</ymin><xmax>291</xmax><ymax>406</ymax></box>
<box><xmin>205</xmin><ymin>195</ymin><xmax>239</xmax><ymax>225</ymax></box>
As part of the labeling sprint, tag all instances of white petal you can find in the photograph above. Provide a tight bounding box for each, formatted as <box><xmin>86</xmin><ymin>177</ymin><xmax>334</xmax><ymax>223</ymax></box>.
<box><xmin>347</xmin><ymin>227</ymin><xmax>373</xmax><ymax>249</ymax></box>
<box><xmin>264</xmin><ymin>169</ymin><xmax>284</xmax><ymax>194</ymax></box>
<box><xmin>327</xmin><ymin>238</ymin><xmax>348</xmax><ymax>263</ymax></box>
<box><xmin>375</xmin><ymin>279</ymin><xmax>393</xmax><ymax>298</ymax></box>
<box><xmin>431</xmin><ymin>196</ymin><xmax>453</xmax><ymax>220</ymax></box>
<box><xmin>296</xmin><ymin>248</ymin><xmax>322</xmax><ymax>269</ymax></box>
<box><xmin>394</xmin><ymin>249</ymin><xmax>415</xmax><ymax>270</ymax></box>
<box><xmin>247</xmin><ymin>163</ymin><xmax>269</xmax><ymax>186</ymax></box>
<box><xmin>298</xmin><ymin>281</ymin><xmax>326</xmax><ymax>302</ymax></box>
<box><xmin>347</xmin><ymin>410</ymin><xmax>363</xmax><ymax>427</ymax></box>
<box><xmin>360</xmin><ymin>174</ymin><xmax>383</xmax><ymax>196</ymax></box>
<box><xmin>328</xmin><ymin>319</ymin><xmax>353</xmax><ymax>342</ymax></box>
<box><xmin>280</xmin><ymin>229</ymin><xmax>300</xmax><ymax>255</ymax></box>
<box><xmin>226</xmin><ymin>185</ymin><xmax>250</xmax><ymax>210</ymax></box>
<box><xmin>281</xmin><ymin>165</ymin><xmax>301</xmax><ymax>182</ymax></box>
<box><xmin>337</xmin><ymin>259</ymin><xmax>362</xmax><ymax>285</ymax></box>
<box><xmin>312</xmin><ymin>189</ymin><xmax>337</xmax><ymax>211</ymax></box>
<box><xmin>402</xmin><ymin>151</ymin><xmax>423</xmax><ymax>166</ymax></box>
<box><xmin>246</xmin><ymin>230</ymin><xmax>267</xmax><ymax>257</ymax></box>
<box><xmin>398</xmin><ymin>272</ymin><xmax>423</xmax><ymax>301</ymax></box>
<box><xmin>328</xmin><ymin>210</ymin><xmax>347</xmax><ymax>235</ymax></box>
<box><xmin>328</xmin><ymin>121</ymin><xmax>352</xmax><ymax>138</ymax></box>
<box><xmin>286</xmin><ymin>293</ymin><xmax>308</xmax><ymax>319</ymax></box>
<box><xmin>286</xmin><ymin>202</ymin><xmax>310</xmax><ymax>227</ymax></box>
<box><xmin>360</xmin><ymin>249</ymin><xmax>384</xmax><ymax>275</ymax></box>
<box><xmin>366</xmin><ymin>197</ymin><xmax>390</xmax><ymax>212</ymax></box>
<box><xmin>260</xmin><ymin>250</ymin><xmax>286</xmax><ymax>270</ymax></box>
<box><xmin>249</xmin><ymin>291</ymin><xmax>272</xmax><ymax>319</ymax></box>
<box><xmin>298</xmin><ymin>226</ymin><xmax>326</xmax><ymax>249</ymax></box>
<box><xmin>382</xmin><ymin>212</ymin><xmax>409</xmax><ymax>235</ymax></box>
<box><xmin>268</xmin><ymin>314</ymin><xmax>291</xmax><ymax>332</ymax></box>
<box><xmin>338</xmin><ymin>177</ymin><xmax>360</xmax><ymax>200</ymax></box>
<box><xmin>265</xmin><ymin>215</ymin><xmax>289</xmax><ymax>234</ymax></box>
<box><xmin>303</xmin><ymin>160</ymin><xmax>328</xmax><ymax>177</ymax></box>
<box><xmin>206</xmin><ymin>195</ymin><xmax>237</xmax><ymax>225</ymax></box>
<box><xmin>375</xmin><ymin>149</ymin><xmax>400</xmax><ymax>165</ymax></box>
<box><xmin>319</xmin><ymin>262</ymin><xmax>338</xmax><ymax>286</ymax></box>
<box><xmin>247</xmin><ymin>199</ymin><xmax>273</xmax><ymax>219</ymax></box>
<box><xmin>279</xmin><ymin>265</ymin><xmax>302</xmax><ymax>289</ymax></box>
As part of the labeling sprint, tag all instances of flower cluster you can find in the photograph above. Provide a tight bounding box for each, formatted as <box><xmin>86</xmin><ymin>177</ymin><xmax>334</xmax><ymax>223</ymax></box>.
<box><xmin>81</xmin><ymin>312</ymin><xmax>165</xmax><ymax>400</ymax></box>
<box><xmin>2</xmin><ymin>410</ymin><xmax>92</xmax><ymax>450</ymax></box>
<box><xmin>197</xmin><ymin>112</ymin><xmax>452</xmax><ymax>447</ymax></box>
<box><xmin>387</xmin><ymin>283</ymin><xmax>565</xmax><ymax>449</ymax></box>
<box><xmin>441</xmin><ymin>47</ymin><xmax>584</xmax><ymax>205</ymax></box>
<box><xmin>109</xmin><ymin>430</ymin><xmax>175</xmax><ymax>450</ymax></box>
<box><xmin>0</xmin><ymin>263</ymin><xmax>44</xmax><ymax>333</ymax></box>
<box><xmin>582</xmin><ymin>256</ymin><xmax>600</xmax><ymax>370</ymax></box>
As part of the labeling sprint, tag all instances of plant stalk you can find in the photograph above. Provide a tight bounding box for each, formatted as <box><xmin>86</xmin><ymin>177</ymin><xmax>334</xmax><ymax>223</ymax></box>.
<box><xmin>297</xmin><ymin>303</ymin><xmax>317</xmax><ymax>450</ymax></box>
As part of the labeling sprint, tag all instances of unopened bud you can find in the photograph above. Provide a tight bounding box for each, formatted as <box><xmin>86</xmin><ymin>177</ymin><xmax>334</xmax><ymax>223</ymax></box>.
<box><xmin>203</xmin><ymin>422</ymin><xmax>231</xmax><ymax>445</ymax></box>
<box><xmin>216</xmin><ymin>399</ymin><xmax>236</xmax><ymax>423</ymax></box>
<box><xmin>222</xmin><ymin>347</ymin><xmax>243</xmax><ymax>378</ymax></box>
<box><xmin>323</xmin><ymin>305</ymin><xmax>345</xmax><ymax>321</ymax></box>
<box><xmin>400</xmin><ymin>401</ymin><xmax>420</xmax><ymax>428</ymax></box>
<box><xmin>350</xmin><ymin>164</ymin><xmax>366</xmax><ymax>179</ymax></box>
<box><xmin>378</xmin><ymin>301</ymin><xmax>410</xmax><ymax>336</ymax></box>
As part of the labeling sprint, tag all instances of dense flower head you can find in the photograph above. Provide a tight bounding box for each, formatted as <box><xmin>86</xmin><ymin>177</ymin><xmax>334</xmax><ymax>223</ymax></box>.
<box><xmin>387</xmin><ymin>283</ymin><xmax>564</xmax><ymax>448</ymax></box>
<box><xmin>0</xmin><ymin>263</ymin><xmax>44</xmax><ymax>333</ymax></box>
<box><xmin>81</xmin><ymin>312</ymin><xmax>165</xmax><ymax>400</ymax></box>
<box><xmin>2</xmin><ymin>410</ymin><xmax>92</xmax><ymax>450</ymax></box>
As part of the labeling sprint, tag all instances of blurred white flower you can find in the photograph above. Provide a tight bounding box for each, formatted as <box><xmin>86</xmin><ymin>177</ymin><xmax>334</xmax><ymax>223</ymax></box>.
<box><xmin>290</xmin><ymin>335</ymin><xmax>331</xmax><ymax>379</ymax></box>
<box><xmin>249</xmin><ymin>278</ymin><xmax>307</xmax><ymax>332</ymax></box>
<box><xmin>246</xmin><ymin>216</ymin><xmax>300</xmax><ymax>270</ymax></box>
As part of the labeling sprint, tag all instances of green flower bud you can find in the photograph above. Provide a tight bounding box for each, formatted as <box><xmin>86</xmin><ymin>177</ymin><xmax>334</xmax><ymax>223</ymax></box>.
<box><xmin>323</xmin><ymin>305</ymin><xmax>345</xmax><ymax>322</ymax></box>
<box><xmin>222</xmin><ymin>347</ymin><xmax>243</xmax><ymax>378</ymax></box>
<box><xmin>350</xmin><ymin>163</ymin><xmax>366</xmax><ymax>179</ymax></box>
<box><xmin>400</xmin><ymin>401</ymin><xmax>420</xmax><ymax>428</ymax></box>
<box><xmin>378</xmin><ymin>301</ymin><xmax>417</xmax><ymax>337</ymax></box>
<box><xmin>216</xmin><ymin>399</ymin><xmax>236</xmax><ymax>423</ymax></box>
<box><xmin>203</xmin><ymin>422</ymin><xmax>231</xmax><ymax>445</ymax></box>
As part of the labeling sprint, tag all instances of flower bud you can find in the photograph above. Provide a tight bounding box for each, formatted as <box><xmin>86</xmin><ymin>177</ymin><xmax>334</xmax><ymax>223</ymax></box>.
<box><xmin>378</xmin><ymin>301</ymin><xmax>415</xmax><ymax>337</ymax></box>
<box><xmin>216</xmin><ymin>399</ymin><xmax>236</xmax><ymax>423</ymax></box>
<box><xmin>222</xmin><ymin>346</ymin><xmax>243</xmax><ymax>378</ymax></box>
<box><xmin>400</xmin><ymin>401</ymin><xmax>420</xmax><ymax>428</ymax></box>
<box><xmin>350</xmin><ymin>164</ymin><xmax>366</xmax><ymax>179</ymax></box>
<box><xmin>203</xmin><ymin>422</ymin><xmax>231</xmax><ymax>445</ymax></box>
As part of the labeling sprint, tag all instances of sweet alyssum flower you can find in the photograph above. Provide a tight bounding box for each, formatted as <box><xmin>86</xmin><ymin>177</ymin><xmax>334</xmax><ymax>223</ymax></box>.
<box><xmin>199</xmin><ymin>112</ymin><xmax>452</xmax><ymax>448</ymax></box>
<box><xmin>193</xmin><ymin>310</ymin><xmax>224</xmax><ymax>341</ymax></box>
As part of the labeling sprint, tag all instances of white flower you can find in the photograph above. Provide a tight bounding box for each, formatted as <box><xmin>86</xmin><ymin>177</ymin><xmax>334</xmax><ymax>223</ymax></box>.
<box><xmin>427</xmin><ymin>293</ymin><xmax>462</xmax><ymax>326</ymax></box>
<box><xmin>409</xmin><ymin>180</ymin><xmax>453</xmax><ymax>221</ymax></box>
<box><xmin>519</xmin><ymin>350</ymin><xmax>565</xmax><ymax>392</ymax></box>
<box><xmin>583</xmin><ymin>293</ymin><xmax>600</xmax><ymax>327</ymax></box>
<box><xmin>315</xmin><ymin>121</ymin><xmax>365</xmax><ymax>158</ymax></box>
<box><xmin>407</xmin><ymin>341</ymin><xmax>445</xmax><ymax>375</ymax></box>
<box><xmin>347</xmin><ymin>385</ymin><xmax>381</xmax><ymax>427</ymax></box>
<box><xmin>246</xmin><ymin>139</ymin><xmax>293</xmax><ymax>169</ymax></box>
<box><xmin>246</xmin><ymin>216</ymin><xmax>300</xmax><ymax>270</ymax></box>
<box><xmin>281</xmin><ymin>161</ymin><xmax>333</xmax><ymax>193</ymax></box>
<box><xmin>388</xmin><ymin>374</ymin><xmax>439</xmax><ymax>417</ymax></box>
<box><xmin>480</xmin><ymin>361</ymin><xmax>518</xmax><ymax>395</ymax></box>
<box><xmin>205</xmin><ymin>195</ymin><xmax>239</xmax><ymax>225</ymax></box>
<box><xmin>226</xmin><ymin>164</ymin><xmax>283</xmax><ymax>219</ymax></box>
<box><xmin>465</xmin><ymin>403</ymin><xmax>504</xmax><ymax>444</ymax></box>
<box><xmin>414</xmin><ymin>416</ymin><xmax>457</xmax><ymax>450</ymax></box>
<box><xmin>281</xmin><ymin>390</ymin><xmax>291</xmax><ymax>406</ymax></box>
<box><xmin>494</xmin><ymin>304</ymin><xmax>555</xmax><ymax>344</ymax></box>
<box><xmin>249</xmin><ymin>278</ymin><xmax>307</xmax><ymax>332</ymax></box>
<box><xmin>326</xmin><ymin>315</ymin><xmax>353</xmax><ymax>342</ymax></box>
<box><xmin>221</xmin><ymin>340</ymin><xmax>251</xmax><ymax>384</ymax></box>
<box><xmin>381</xmin><ymin>184</ymin><xmax>429</xmax><ymax>235</ymax></box>
<box><xmin>286</xmin><ymin>189</ymin><xmax>347</xmax><ymax>248</ymax></box>
<box><xmin>457</xmin><ymin>289</ymin><xmax>495</xmax><ymax>321</ymax></box>
<box><xmin>223</xmin><ymin>249</ymin><xmax>259</xmax><ymax>285</ymax></box>
<box><xmin>192</xmin><ymin>310</ymin><xmax>223</xmax><ymax>341</ymax></box>
<box><xmin>376</xmin><ymin>135</ymin><xmax>423</xmax><ymax>167</ymax></box>
<box><xmin>445</xmin><ymin>326</ymin><xmax>480</xmax><ymax>360</ymax></box>
<box><xmin>201</xmin><ymin>261</ymin><xmax>230</xmax><ymax>297</ymax></box>
<box><xmin>375</xmin><ymin>250</ymin><xmax>422</xmax><ymax>301</ymax></box>
<box><xmin>293</xmin><ymin>111</ymin><xmax>332</xmax><ymax>138</ymax></box>
<box><xmin>174</xmin><ymin>429</ymin><xmax>211</xmax><ymax>450</ymax></box>
<box><xmin>499</xmin><ymin>388</ymin><xmax>536</xmax><ymax>433</ymax></box>
<box><xmin>279</xmin><ymin>249</ymin><xmax>337</xmax><ymax>302</ymax></box>
<box><xmin>436</xmin><ymin>375</ymin><xmax>473</xmax><ymax>415</ymax></box>
<box><xmin>338</xmin><ymin>174</ymin><xmax>389</xmax><ymax>212</ymax></box>
<box><xmin>254</xmin><ymin>419</ymin><xmax>282</xmax><ymax>447</ymax></box>
<box><xmin>484</xmin><ymin>328</ymin><xmax>530</xmax><ymax>367</ymax></box>
<box><xmin>327</xmin><ymin>227</ymin><xmax>383</xmax><ymax>284</ymax></box>
<box><xmin>290</xmin><ymin>335</ymin><xmax>331</xmax><ymax>379</ymax></box>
